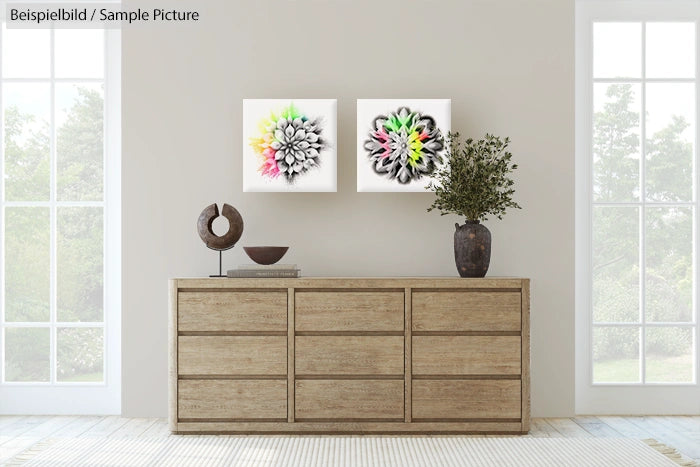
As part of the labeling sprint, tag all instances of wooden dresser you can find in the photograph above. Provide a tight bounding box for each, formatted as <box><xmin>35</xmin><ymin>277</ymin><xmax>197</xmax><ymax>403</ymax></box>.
<box><xmin>169</xmin><ymin>277</ymin><xmax>530</xmax><ymax>434</ymax></box>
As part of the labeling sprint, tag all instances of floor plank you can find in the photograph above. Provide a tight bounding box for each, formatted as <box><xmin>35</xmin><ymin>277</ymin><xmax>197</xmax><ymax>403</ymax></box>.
<box><xmin>572</xmin><ymin>416</ymin><xmax>623</xmax><ymax>438</ymax></box>
<box><xmin>54</xmin><ymin>416</ymin><xmax>105</xmax><ymax>438</ymax></box>
<box><xmin>141</xmin><ymin>419</ymin><xmax>170</xmax><ymax>438</ymax></box>
<box><xmin>0</xmin><ymin>417</ymin><xmax>52</xmax><ymax>442</ymax></box>
<box><xmin>0</xmin><ymin>416</ymin><xmax>75</xmax><ymax>463</ymax></box>
<box><xmin>529</xmin><ymin>418</ymin><xmax>560</xmax><ymax>438</ymax></box>
<box><xmin>543</xmin><ymin>418</ymin><xmax>594</xmax><ymax>438</ymax></box>
<box><xmin>108</xmin><ymin>418</ymin><xmax>157</xmax><ymax>438</ymax></box>
<box><xmin>596</xmin><ymin>416</ymin><xmax>655</xmax><ymax>438</ymax></box>
<box><xmin>0</xmin><ymin>416</ymin><xmax>23</xmax><ymax>431</ymax></box>
<box><xmin>80</xmin><ymin>416</ymin><xmax>130</xmax><ymax>437</ymax></box>
<box><xmin>644</xmin><ymin>416</ymin><xmax>700</xmax><ymax>459</ymax></box>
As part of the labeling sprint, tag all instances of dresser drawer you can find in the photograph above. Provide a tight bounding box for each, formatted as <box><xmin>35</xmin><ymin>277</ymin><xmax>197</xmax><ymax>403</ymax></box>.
<box><xmin>412</xmin><ymin>291</ymin><xmax>521</xmax><ymax>332</ymax></box>
<box><xmin>295</xmin><ymin>291</ymin><xmax>403</xmax><ymax>332</ymax></box>
<box><xmin>178</xmin><ymin>336</ymin><xmax>287</xmax><ymax>376</ymax></box>
<box><xmin>413</xmin><ymin>336</ymin><xmax>521</xmax><ymax>375</ymax></box>
<box><xmin>295</xmin><ymin>336</ymin><xmax>403</xmax><ymax>375</ymax></box>
<box><xmin>178</xmin><ymin>380</ymin><xmax>287</xmax><ymax>420</ymax></box>
<box><xmin>295</xmin><ymin>380</ymin><xmax>403</xmax><ymax>420</ymax></box>
<box><xmin>178</xmin><ymin>291</ymin><xmax>286</xmax><ymax>332</ymax></box>
<box><xmin>413</xmin><ymin>380</ymin><xmax>521</xmax><ymax>420</ymax></box>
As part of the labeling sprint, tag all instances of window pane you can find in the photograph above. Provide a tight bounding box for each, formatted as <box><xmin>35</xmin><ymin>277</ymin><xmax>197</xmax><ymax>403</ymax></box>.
<box><xmin>4</xmin><ymin>327</ymin><xmax>50</xmax><ymax>382</ymax></box>
<box><xmin>594</xmin><ymin>83</ymin><xmax>641</xmax><ymax>202</ymax></box>
<box><xmin>4</xmin><ymin>207</ymin><xmax>50</xmax><ymax>322</ymax></box>
<box><xmin>57</xmin><ymin>207</ymin><xmax>104</xmax><ymax>322</ymax></box>
<box><xmin>593</xmin><ymin>207</ymin><xmax>639</xmax><ymax>323</ymax></box>
<box><xmin>593</xmin><ymin>326</ymin><xmax>640</xmax><ymax>383</ymax></box>
<box><xmin>55</xmin><ymin>29</ymin><xmax>104</xmax><ymax>78</ymax></box>
<box><xmin>645</xmin><ymin>207</ymin><xmax>693</xmax><ymax>323</ymax></box>
<box><xmin>3</xmin><ymin>83</ymin><xmax>51</xmax><ymax>201</ymax></box>
<box><xmin>594</xmin><ymin>23</ymin><xmax>641</xmax><ymax>78</ymax></box>
<box><xmin>57</xmin><ymin>327</ymin><xmax>103</xmax><ymax>382</ymax></box>
<box><xmin>646</xmin><ymin>327</ymin><xmax>693</xmax><ymax>383</ymax></box>
<box><xmin>646</xmin><ymin>23</ymin><xmax>695</xmax><ymax>78</ymax></box>
<box><xmin>645</xmin><ymin>83</ymin><xmax>695</xmax><ymax>202</ymax></box>
<box><xmin>1</xmin><ymin>26</ymin><xmax>50</xmax><ymax>78</ymax></box>
<box><xmin>56</xmin><ymin>84</ymin><xmax>104</xmax><ymax>201</ymax></box>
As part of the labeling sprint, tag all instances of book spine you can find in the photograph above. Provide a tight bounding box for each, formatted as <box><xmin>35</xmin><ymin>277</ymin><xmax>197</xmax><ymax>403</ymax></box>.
<box><xmin>227</xmin><ymin>270</ymin><xmax>300</xmax><ymax>278</ymax></box>
<box><xmin>237</xmin><ymin>264</ymin><xmax>297</xmax><ymax>270</ymax></box>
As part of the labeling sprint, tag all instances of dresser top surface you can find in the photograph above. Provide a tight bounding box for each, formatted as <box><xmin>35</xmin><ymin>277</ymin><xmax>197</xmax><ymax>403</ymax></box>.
<box><xmin>172</xmin><ymin>277</ymin><xmax>529</xmax><ymax>289</ymax></box>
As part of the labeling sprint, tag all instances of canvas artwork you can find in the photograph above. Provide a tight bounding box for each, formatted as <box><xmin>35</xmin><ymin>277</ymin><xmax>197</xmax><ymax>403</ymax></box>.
<box><xmin>243</xmin><ymin>99</ymin><xmax>337</xmax><ymax>192</ymax></box>
<box><xmin>356</xmin><ymin>99</ymin><xmax>451</xmax><ymax>192</ymax></box>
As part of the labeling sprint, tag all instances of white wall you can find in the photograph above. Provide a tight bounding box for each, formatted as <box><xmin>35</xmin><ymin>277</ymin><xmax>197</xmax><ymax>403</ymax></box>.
<box><xmin>122</xmin><ymin>0</ymin><xmax>574</xmax><ymax>417</ymax></box>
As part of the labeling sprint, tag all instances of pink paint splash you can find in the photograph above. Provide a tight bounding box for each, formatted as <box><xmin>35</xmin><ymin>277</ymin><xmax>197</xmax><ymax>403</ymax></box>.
<box><xmin>260</xmin><ymin>148</ymin><xmax>281</xmax><ymax>178</ymax></box>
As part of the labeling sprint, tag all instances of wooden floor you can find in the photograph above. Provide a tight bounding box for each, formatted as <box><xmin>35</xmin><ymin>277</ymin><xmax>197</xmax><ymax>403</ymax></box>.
<box><xmin>1</xmin><ymin>416</ymin><xmax>699</xmax><ymax>464</ymax></box>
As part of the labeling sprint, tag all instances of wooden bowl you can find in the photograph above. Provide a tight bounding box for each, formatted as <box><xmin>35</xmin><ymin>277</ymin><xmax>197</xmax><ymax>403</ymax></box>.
<box><xmin>243</xmin><ymin>246</ymin><xmax>289</xmax><ymax>265</ymax></box>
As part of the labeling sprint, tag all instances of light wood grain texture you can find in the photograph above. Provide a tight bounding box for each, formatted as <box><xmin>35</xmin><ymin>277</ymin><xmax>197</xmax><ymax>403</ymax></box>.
<box><xmin>529</xmin><ymin>418</ymin><xmax>560</xmax><ymax>438</ymax></box>
<box><xmin>174</xmin><ymin>421</ymin><xmax>523</xmax><ymax>434</ymax></box>
<box><xmin>295</xmin><ymin>380</ymin><xmax>404</xmax><ymax>420</ymax></box>
<box><xmin>287</xmin><ymin>287</ymin><xmax>295</xmax><ymax>423</ymax></box>
<box><xmin>177</xmin><ymin>277</ymin><xmax>524</xmax><ymax>290</ymax></box>
<box><xmin>178</xmin><ymin>336</ymin><xmax>286</xmax><ymax>375</ymax></box>
<box><xmin>544</xmin><ymin>418</ymin><xmax>594</xmax><ymax>438</ymax></box>
<box><xmin>413</xmin><ymin>291</ymin><xmax>521</xmax><ymax>332</ymax></box>
<box><xmin>572</xmin><ymin>416</ymin><xmax>621</xmax><ymax>438</ymax></box>
<box><xmin>295</xmin><ymin>291</ymin><xmax>404</xmax><ymax>331</ymax></box>
<box><xmin>404</xmin><ymin>287</ymin><xmax>412</xmax><ymax>423</ymax></box>
<box><xmin>108</xmin><ymin>418</ymin><xmax>158</xmax><ymax>438</ymax></box>
<box><xmin>295</xmin><ymin>336</ymin><xmax>404</xmax><ymax>375</ymax></box>
<box><xmin>178</xmin><ymin>380</ymin><xmax>287</xmax><ymax>420</ymax></box>
<box><xmin>0</xmin><ymin>416</ymin><xmax>75</xmax><ymax>461</ymax></box>
<box><xmin>178</xmin><ymin>291</ymin><xmax>286</xmax><ymax>331</ymax></box>
<box><xmin>521</xmin><ymin>279</ymin><xmax>530</xmax><ymax>432</ymax></box>
<box><xmin>168</xmin><ymin>280</ymin><xmax>178</xmax><ymax>431</ymax></box>
<box><xmin>413</xmin><ymin>336</ymin><xmax>521</xmax><ymax>375</ymax></box>
<box><xmin>412</xmin><ymin>380</ymin><xmax>521</xmax><ymax>420</ymax></box>
<box><xmin>171</xmin><ymin>277</ymin><xmax>530</xmax><ymax>434</ymax></box>
<box><xmin>82</xmin><ymin>416</ymin><xmax>131</xmax><ymax>437</ymax></box>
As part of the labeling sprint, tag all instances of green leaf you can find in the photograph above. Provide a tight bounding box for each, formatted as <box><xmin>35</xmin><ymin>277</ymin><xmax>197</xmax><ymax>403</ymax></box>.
<box><xmin>426</xmin><ymin>132</ymin><xmax>522</xmax><ymax>222</ymax></box>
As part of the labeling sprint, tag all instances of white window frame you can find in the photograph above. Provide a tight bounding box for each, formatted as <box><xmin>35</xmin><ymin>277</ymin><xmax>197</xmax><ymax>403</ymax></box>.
<box><xmin>576</xmin><ymin>0</ymin><xmax>700</xmax><ymax>414</ymax></box>
<box><xmin>0</xmin><ymin>9</ymin><xmax>121</xmax><ymax>414</ymax></box>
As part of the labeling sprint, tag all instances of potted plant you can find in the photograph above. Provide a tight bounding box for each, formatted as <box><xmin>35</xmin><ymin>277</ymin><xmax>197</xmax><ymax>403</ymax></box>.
<box><xmin>427</xmin><ymin>132</ymin><xmax>521</xmax><ymax>277</ymax></box>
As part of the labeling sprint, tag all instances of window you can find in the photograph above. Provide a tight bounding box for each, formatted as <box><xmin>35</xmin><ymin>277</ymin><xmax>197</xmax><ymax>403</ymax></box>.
<box><xmin>576</xmin><ymin>1</ymin><xmax>700</xmax><ymax>414</ymax></box>
<box><xmin>0</xmin><ymin>20</ymin><xmax>120</xmax><ymax>413</ymax></box>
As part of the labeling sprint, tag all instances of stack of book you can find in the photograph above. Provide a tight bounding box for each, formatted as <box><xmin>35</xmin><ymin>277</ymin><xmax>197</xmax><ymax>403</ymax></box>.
<box><xmin>227</xmin><ymin>264</ymin><xmax>300</xmax><ymax>278</ymax></box>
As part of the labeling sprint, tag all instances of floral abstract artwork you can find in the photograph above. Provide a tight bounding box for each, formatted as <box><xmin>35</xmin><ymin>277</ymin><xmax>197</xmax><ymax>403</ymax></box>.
<box><xmin>243</xmin><ymin>99</ymin><xmax>337</xmax><ymax>192</ymax></box>
<box><xmin>357</xmin><ymin>99</ymin><xmax>451</xmax><ymax>192</ymax></box>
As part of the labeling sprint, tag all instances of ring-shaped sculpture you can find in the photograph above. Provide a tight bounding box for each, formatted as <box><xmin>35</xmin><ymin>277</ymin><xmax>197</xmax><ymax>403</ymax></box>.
<box><xmin>197</xmin><ymin>203</ymin><xmax>244</xmax><ymax>276</ymax></box>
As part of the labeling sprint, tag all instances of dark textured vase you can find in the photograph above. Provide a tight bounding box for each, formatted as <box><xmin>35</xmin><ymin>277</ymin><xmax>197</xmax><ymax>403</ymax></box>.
<box><xmin>454</xmin><ymin>221</ymin><xmax>491</xmax><ymax>278</ymax></box>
